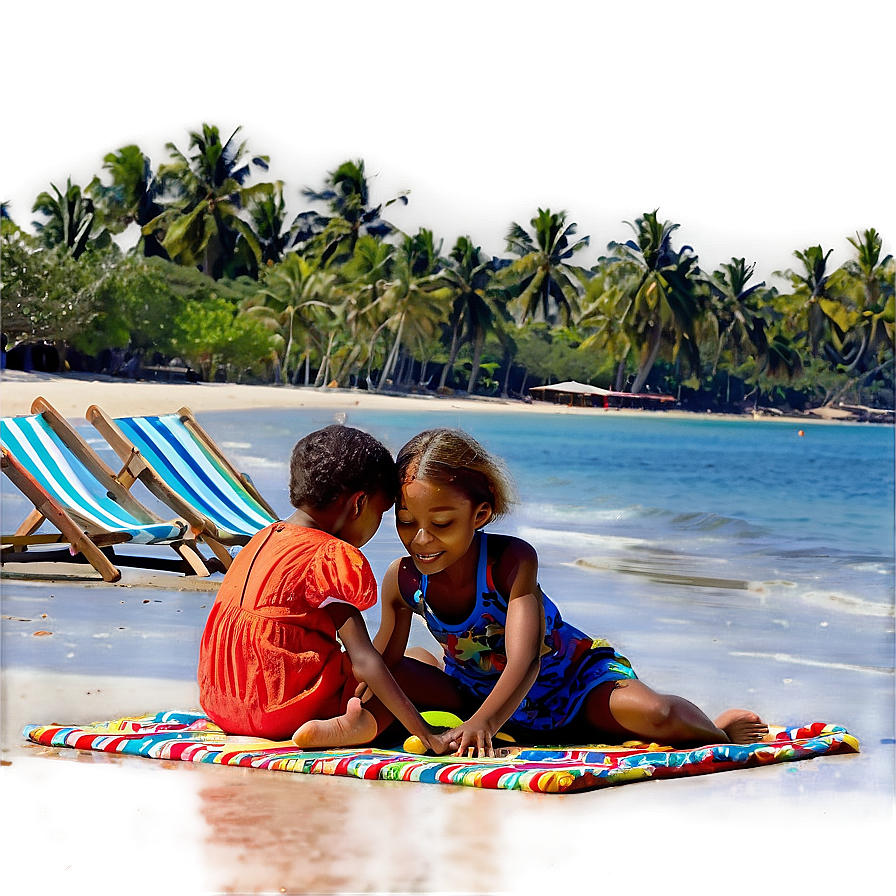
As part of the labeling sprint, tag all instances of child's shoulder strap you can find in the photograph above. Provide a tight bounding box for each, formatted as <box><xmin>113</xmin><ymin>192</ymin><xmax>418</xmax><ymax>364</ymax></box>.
<box><xmin>397</xmin><ymin>557</ymin><xmax>423</xmax><ymax>608</ymax></box>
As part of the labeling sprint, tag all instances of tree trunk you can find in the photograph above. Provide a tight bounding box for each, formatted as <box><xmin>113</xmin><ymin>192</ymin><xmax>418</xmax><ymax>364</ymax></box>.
<box><xmin>467</xmin><ymin>333</ymin><xmax>484</xmax><ymax>393</ymax></box>
<box><xmin>315</xmin><ymin>331</ymin><xmax>336</xmax><ymax>386</ymax></box>
<box><xmin>614</xmin><ymin>358</ymin><xmax>626</xmax><ymax>392</ymax></box>
<box><xmin>826</xmin><ymin>355</ymin><xmax>887</xmax><ymax>407</ymax></box>
<box><xmin>377</xmin><ymin>312</ymin><xmax>406</xmax><ymax>391</ymax></box>
<box><xmin>364</xmin><ymin>319</ymin><xmax>391</xmax><ymax>388</ymax></box>
<box><xmin>283</xmin><ymin>309</ymin><xmax>296</xmax><ymax>383</ymax></box>
<box><xmin>396</xmin><ymin>351</ymin><xmax>409</xmax><ymax>386</ymax></box>
<box><xmin>630</xmin><ymin>327</ymin><xmax>662</xmax><ymax>393</ymax></box>
<box><xmin>501</xmin><ymin>356</ymin><xmax>513</xmax><ymax>398</ymax></box>
<box><xmin>439</xmin><ymin>322</ymin><xmax>463</xmax><ymax>389</ymax></box>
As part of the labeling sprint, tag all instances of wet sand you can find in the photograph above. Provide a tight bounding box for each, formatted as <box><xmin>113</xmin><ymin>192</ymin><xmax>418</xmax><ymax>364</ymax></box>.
<box><xmin>2</xmin><ymin>372</ymin><xmax>893</xmax><ymax>894</ymax></box>
<box><xmin>2</xmin><ymin>556</ymin><xmax>894</xmax><ymax>894</ymax></box>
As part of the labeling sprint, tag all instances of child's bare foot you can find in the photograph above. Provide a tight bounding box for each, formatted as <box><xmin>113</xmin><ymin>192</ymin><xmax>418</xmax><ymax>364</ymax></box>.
<box><xmin>292</xmin><ymin>697</ymin><xmax>378</xmax><ymax>748</ymax></box>
<box><xmin>714</xmin><ymin>709</ymin><xmax>769</xmax><ymax>745</ymax></box>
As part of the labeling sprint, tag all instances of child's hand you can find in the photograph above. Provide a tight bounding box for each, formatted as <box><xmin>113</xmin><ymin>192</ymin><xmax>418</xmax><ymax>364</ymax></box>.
<box><xmin>417</xmin><ymin>728</ymin><xmax>454</xmax><ymax>756</ymax></box>
<box><xmin>440</xmin><ymin>722</ymin><xmax>497</xmax><ymax>758</ymax></box>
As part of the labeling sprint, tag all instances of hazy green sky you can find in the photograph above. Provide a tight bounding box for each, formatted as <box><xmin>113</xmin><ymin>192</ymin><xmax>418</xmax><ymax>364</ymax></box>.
<box><xmin>3</xmin><ymin>0</ymin><xmax>892</xmax><ymax>281</ymax></box>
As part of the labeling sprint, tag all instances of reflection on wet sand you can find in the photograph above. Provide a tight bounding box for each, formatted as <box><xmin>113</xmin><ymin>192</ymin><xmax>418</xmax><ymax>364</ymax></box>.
<box><xmin>198</xmin><ymin>764</ymin><xmax>505</xmax><ymax>893</ymax></box>
<box><xmin>7</xmin><ymin>736</ymin><xmax>510</xmax><ymax>893</ymax></box>
<box><xmin>5</xmin><ymin>672</ymin><xmax>893</xmax><ymax>895</ymax></box>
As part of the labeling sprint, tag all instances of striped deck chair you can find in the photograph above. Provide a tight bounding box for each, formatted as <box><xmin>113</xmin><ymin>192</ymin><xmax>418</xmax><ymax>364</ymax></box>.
<box><xmin>85</xmin><ymin>402</ymin><xmax>278</xmax><ymax>569</ymax></box>
<box><xmin>1</xmin><ymin>400</ymin><xmax>211</xmax><ymax>583</ymax></box>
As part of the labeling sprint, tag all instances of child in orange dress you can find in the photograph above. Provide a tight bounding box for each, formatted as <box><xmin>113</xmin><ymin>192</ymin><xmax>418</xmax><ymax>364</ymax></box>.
<box><xmin>198</xmin><ymin>424</ymin><xmax>445</xmax><ymax>752</ymax></box>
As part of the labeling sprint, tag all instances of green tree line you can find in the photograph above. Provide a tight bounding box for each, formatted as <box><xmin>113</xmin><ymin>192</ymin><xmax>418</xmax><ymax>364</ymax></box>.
<box><xmin>2</xmin><ymin>123</ymin><xmax>893</xmax><ymax>413</ymax></box>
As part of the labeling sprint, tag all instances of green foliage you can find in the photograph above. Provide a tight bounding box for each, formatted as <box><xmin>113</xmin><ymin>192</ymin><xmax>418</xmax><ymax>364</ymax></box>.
<box><xmin>73</xmin><ymin>255</ymin><xmax>186</xmax><ymax>356</ymax></box>
<box><xmin>146</xmin><ymin>124</ymin><xmax>275</xmax><ymax>280</ymax></box>
<box><xmin>503</xmin><ymin>208</ymin><xmax>590</xmax><ymax>325</ymax></box>
<box><xmin>300</xmin><ymin>159</ymin><xmax>408</xmax><ymax>267</ymax></box>
<box><xmin>32</xmin><ymin>179</ymin><xmax>111</xmax><ymax>259</ymax></box>
<box><xmin>172</xmin><ymin>296</ymin><xmax>274</xmax><ymax>380</ymax></box>
<box><xmin>0</xmin><ymin>234</ymin><xmax>116</xmax><ymax>349</ymax></box>
<box><xmin>511</xmin><ymin>322</ymin><xmax>609</xmax><ymax>385</ymax></box>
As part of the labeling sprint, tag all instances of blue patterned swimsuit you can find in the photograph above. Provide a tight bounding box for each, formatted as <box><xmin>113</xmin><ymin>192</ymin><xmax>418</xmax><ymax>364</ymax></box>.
<box><xmin>402</xmin><ymin>532</ymin><xmax>637</xmax><ymax>732</ymax></box>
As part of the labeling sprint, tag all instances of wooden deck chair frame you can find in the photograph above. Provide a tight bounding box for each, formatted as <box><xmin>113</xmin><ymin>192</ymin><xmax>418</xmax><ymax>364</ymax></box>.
<box><xmin>2</xmin><ymin>399</ymin><xmax>211</xmax><ymax>583</ymax></box>
<box><xmin>85</xmin><ymin>402</ymin><xmax>278</xmax><ymax>570</ymax></box>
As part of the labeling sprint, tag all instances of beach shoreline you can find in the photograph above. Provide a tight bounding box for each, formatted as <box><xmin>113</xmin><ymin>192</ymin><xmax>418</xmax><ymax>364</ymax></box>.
<box><xmin>0</xmin><ymin>369</ymin><xmax>869</xmax><ymax>424</ymax></box>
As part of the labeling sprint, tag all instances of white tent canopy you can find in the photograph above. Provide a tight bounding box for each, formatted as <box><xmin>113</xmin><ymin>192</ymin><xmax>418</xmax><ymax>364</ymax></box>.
<box><xmin>528</xmin><ymin>380</ymin><xmax>674</xmax><ymax>402</ymax></box>
<box><xmin>528</xmin><ymin>381</ymin><xmax>612</xmax><ymax>396</ymax></box>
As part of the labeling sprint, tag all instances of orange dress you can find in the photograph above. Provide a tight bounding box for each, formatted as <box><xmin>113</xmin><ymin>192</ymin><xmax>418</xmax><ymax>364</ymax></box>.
<box><xmin>198</xmin><ymin>523</ymin><xmax>377</xmax><ymax>740</ymax></box>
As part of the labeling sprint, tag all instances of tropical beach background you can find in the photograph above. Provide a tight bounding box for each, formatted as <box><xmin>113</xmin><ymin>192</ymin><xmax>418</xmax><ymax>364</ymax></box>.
<box><xmin>2</xmin><ymin>0</ymin><xmax>894</xmax><ymax>893</ymax></box>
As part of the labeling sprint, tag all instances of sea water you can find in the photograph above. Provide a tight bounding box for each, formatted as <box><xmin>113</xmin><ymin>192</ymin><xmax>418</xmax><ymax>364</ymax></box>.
<box><xmin>198</xmin><ymin>407</ymin><xmax>895</xmax><ymax>602</ymax></box>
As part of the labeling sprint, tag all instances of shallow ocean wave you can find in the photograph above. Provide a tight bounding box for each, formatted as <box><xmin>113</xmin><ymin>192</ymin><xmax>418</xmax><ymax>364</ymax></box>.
<box><xmin>574</xmin><ymin>555</ymin><xmax>751</xmax><ymax>591</ymax></box>
<box><xmin>516</xmin><ymin>515</ymin><xmax>892</xmax><ymax>609</ymax></box>
<box><xmin>514</xmin><ymin>501</ymin><xmax>771</xmax><ymax>544</ymax></box>
<box><xmin>729</xmin><ymin>650</ymin><xmax>894</xmax><ymax>674</ymax></box>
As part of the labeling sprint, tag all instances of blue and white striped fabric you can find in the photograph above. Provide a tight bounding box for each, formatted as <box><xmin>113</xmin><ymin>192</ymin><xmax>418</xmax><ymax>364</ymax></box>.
<box><xmin>113</xmin><ymin>414</ymin><xmax>276</xmax><ymax>538</ymax></box>
<box><xmin>0</xmin><ymin>414</ymin><xmax>185</xmax><ymax>544</ymax></box>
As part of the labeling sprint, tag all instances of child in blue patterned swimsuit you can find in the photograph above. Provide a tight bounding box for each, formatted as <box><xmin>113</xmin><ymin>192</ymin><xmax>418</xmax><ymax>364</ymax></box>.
<box><xmin>374</xmin><ymin>428</ymin><xmax>768</xmax><ymax>758</ymax></box>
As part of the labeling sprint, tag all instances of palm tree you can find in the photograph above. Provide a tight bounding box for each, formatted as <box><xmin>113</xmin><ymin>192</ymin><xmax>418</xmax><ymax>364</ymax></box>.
<box><xmin>774</xmin><ymin>244</ymin><xmax>836</xmax><ymax>357</ymax></box>
<box><xmin>831</xmin><ymin>229</ymin><xmax>895</xmax><ymax>371</ymax></box>
<box><xmin>146</xmin><ymin>124</ymin><xmax>275</xmax><ymax>280</ymax></box>
<box><xmin>300</xmin><ymin>159</ymin><xmax>408</xmax><ymax>267</ymax></box>
<box><xmin>578</xmin><ymin>261</ymin><xmax>638</xmax><ymax>391</ymax></box>
<box><xmin>437</xmin><ymin>236</ymin><xmax>512</xmax><ymax>391</ymax></box>
<box><xmin>248</xmin><ymin>187</ymin><xmax>292</xmax><ymax>267</ymax></box>
<box><xmin>747</xmin><ymin>332</ymin><xmax>804</xmax><ymax>411</ymax></box>
<box><xmin>240</xmin><ymin>253</ymin><xmax>335</xmax><ymax>383</ymax></box>
<box><xmin>32</xmin><ymin>179</ymin><xmax>110</xmax><ymax>259</ymax></box>
<box><xmin>697</xmin><ymin>258</ymin><xmax>769</xmax><ymax>376</ymax></box>
<box><xmin>600</xmin><ymin>210</ymin><xmax>703</xmax><ymax>393</ymax></box>
<box><xmin>336</xmin><ymin>235</ymin><xmax>396</xmax><ymax>385</ymax></box>
<box><xmin>375</xmin><ymin>229</ymin><xmax>450</xmax><ymax>390</ymax></box>
<box><xmin>91</xmin><ymin>145</ymin><xmax>168</xmax><ymax>258</ymax></box>
<box><xmin>503</xmin><ymin>208</ymin><xmax>590</xmax><ymax>325</ymax></box>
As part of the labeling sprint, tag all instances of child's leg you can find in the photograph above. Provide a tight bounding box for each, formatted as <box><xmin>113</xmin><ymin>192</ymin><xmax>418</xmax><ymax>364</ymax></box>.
<box><xmin>292</xmin><ymin>657</ymin><xmax>465</xmax><ymax>748</ymax></box>
<box><xmin>582</xmin><ymin>680</ymin><xmax>767</xmax><ymax>746</ymax></box>
<box><xmin>389</xmin><ymin>656</ymin><xmax>464</xmax><ymax>710</ymax></box>
<box><xmin>292</xmin><ymin>697</ymin><xmax>378</xmax><ymax>748</ymax></box>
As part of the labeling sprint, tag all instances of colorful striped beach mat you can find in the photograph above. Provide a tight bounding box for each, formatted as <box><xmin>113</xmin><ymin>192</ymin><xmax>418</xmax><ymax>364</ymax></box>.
<box><xmin>23</xmin><ymin>711</ymin><xmax>859</xmax><ymax>793</ymax></box>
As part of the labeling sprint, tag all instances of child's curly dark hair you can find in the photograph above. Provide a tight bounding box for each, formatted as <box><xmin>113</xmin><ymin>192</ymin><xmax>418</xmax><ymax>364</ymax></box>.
<box><xmin>289</xmin><ymin>424</ymin><xmax>398</xmax><ymax>509</ymax></box>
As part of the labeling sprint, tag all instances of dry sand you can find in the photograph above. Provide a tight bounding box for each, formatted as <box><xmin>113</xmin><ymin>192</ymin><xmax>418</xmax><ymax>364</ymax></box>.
<box><xmin>0</xmin><ymin>369</ymin><xmax>572</xmax><ymax>418</ymax></box>
<box><xmin>0</xmin><ymin>368</ymin><xmax>849</xmax><ymax>423</ymax></box>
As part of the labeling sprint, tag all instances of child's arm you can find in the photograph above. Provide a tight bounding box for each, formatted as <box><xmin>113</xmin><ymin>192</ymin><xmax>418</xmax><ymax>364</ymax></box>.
<box><xmin>324</xmin><ymin>602</ymin><xmax>445</xmax><ymax>754</ymax></box>
<box><xmin>442</xmin><ymin>537</ymin><xmax>545</xmax><ymax>757</ymax></box>
<box><xmin>373</xmin><ymin>559</ymin><xmax>415</xmax><ymax>666</ymax></box>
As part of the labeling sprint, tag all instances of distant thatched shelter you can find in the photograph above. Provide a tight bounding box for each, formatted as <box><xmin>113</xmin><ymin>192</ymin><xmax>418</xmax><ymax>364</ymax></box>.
<box><xmin>528</xmin><ymin>380</ymin><xmax>675</xmax><ymax>409</ymax></box>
